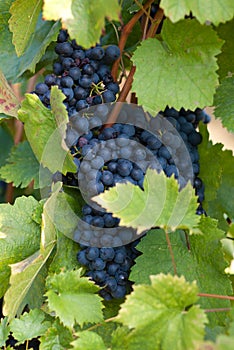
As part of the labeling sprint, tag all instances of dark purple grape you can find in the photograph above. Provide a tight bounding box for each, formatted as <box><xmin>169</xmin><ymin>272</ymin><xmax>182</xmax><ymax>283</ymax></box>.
<box><xmin>61</xmin><ymin>76</ymin><xmax>74</xmax><ymax>88</ymax></box>
<box><xmin>57</xmin><ymin>29</ymin><xmax>69</xmax><ymax>42</ymax></box>
<box><xmin>35</xmin><ymin>83</ymin><xmax>49</xmax><ymax>95</ymax></box>
<box><xmin>55</xmin><ymin>42</ymin><xmax>73</xmax><ymax>56</ymax></box>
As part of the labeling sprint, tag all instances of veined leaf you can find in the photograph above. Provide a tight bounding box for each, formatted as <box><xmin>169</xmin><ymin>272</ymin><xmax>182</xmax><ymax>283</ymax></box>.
<box><xmin>116</xmin><ymin>274</ymin><xmax>207</xmax><ymax>350</ymax></box>
<box><xmin>45</xmin><ymin>269</ymin><xmax>104</xmax><ymax>328</ymax></box>
<box><xmin>0</xmin><ymin>318</ymin><xmax>10</xmax><ymax>347</ymax></box>
<box><xmin>9</xmin><ymin>0</ymin><xmax>43</xmax><ymax>56</ymax></box>
<box><xmin>130</xmin><ymin>217</ymin><xmax>232</xmax><ymax>327</ymax></box>
<box><xmin>3</xmin><ymin>246</ymin><xmax>53</xmax><ymax>321</ymax></box>
<box><xmin>0</xmin><ymin>71</ymin><xmax>19</xmax><ymax>117</ymax></box>
<box><xmin>18</xmin><ymin>89</ymin><xmax>76</xmax><ymax>174</ymax></box>
<box><xmin>9</xmin><ymin>309</ymin><xmax>51</xmax><ymax>345</ymax></box>
<box><xmin>71</xmin><ymin>331</ymin><xmax>106</xmax><ymax>350</ymax></box>
<box><xmin>214</xmin><ymin>76</ymin><xmax>234</xmax><ymax>133</ymax></box>
<box><xmin>40</xmin><ymin>319</ymin><xmax>73</xmax><ymax>350</ymax></box>
<box><xmin>43</xmin><ymin>0</ymin><xmax>120</xmax><ymax>48</ymax></box>
<box><xmin>131</xmin><ymin>19</ymin><xmax>223</xmax><ymax>114</ymax></box>
<box><xmin>216</xmin><ymin>19</ymin><xmax>234</xmax><ymax>79</ymax></box>
<box><xmin>0</xmin><ymin>141</ymin><xmax>51</xmax><ymax>189</ymax></box>
<box><xmin>198</xmin><ymin>124</ymin><xmax>234</xmax><ymax>230</ymax></box>
<box><xmin>94</xmin><ymin>168</ymin><xmax>200</xmax><ymax>234</ymax></box>
<box><xmin>0</xmin><ymin>196</ymin><xmax>41</xmax><ymax>279</ymax></box>
<box><xmin>160</xmin><ymin>0</ymin><xmax>234</xmax><ymax>25</ymax></box>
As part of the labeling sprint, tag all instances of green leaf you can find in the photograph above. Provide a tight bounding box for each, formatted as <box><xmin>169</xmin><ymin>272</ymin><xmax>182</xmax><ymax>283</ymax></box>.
<box><xmin>0</xmin><ymin>70</ymin><xmax>20</xmax><ymax>117</ymax></box>
<box><xmin>10</xmin><ymin>309</ymin><xmax>51</xmax><ymax>345</ymax></box>
<box><xmin>130</xmin><ymin>217</ymin><xmax>232</xmax><ymax>327</ymax></box>
<box><xmin>111</xmin><ymin>326</ymin><xmax>131</xmax><ymax>350</ymax></box>
<box><xmin>49</xmin><ymin>231</ymin><xmax>80</xmax><ymax>273</ymax></box>
<box><xmin>32</xmin><ymin>200</ymin><xmax>44</xmax><ymax>225</ymax></box>
<box><xmin>0</xmin><ymin>141</ymin><xmax>51</xmax><ymax>189</ymax></box>
<box><xmin>18</xmin><ymin>90</ymin><xmax>76</xmax><ymax>174</ymax></box>
<box><xmin>0</xmin><ymin>317</ymin><xmax>10</xmax><ymax>347</ymax></box>
<box><xmin>116</xmin><ymin>274</ymin><xmax>207</xmax><ymax>350</ymax></box>
<box><xmin>0</xmin><ymin>12</ymin><xmax>60</xmax><ymax>82</ymax></box>
<box><xmin>0</xmin><ymin>267</ymin><xmax>10</xmax><ymax>299</ymax></box>
<box><xmin>3</xmin><ymin>245</ymin><xmax>54</xmax><ymax>321</ymax></box>
<box><xmin>40</xmin><ymin>319</ymin><xmax>73</xmax><ymax>350</ymax></box>
<box><xmin>216</xmin><ymin>19</ymin><xmax>234</xmax><ymax>79</ymax></box>
<box><xmin>132</xmin><ymin>19</ymin><xmax>223</xmax><ymax>114</ymax></box>
<box><xmin>214</xmin><ymin>76</ymin><xmax>234</xmax><ymax>133</ymax></box>
<box><xmin>160</xmin><ymin>0</ymin><xmax>234</xmax><ymax>25</ymax></box>
<box><xmin>0</xmin><ymin>196</ymin><xmax>41</xmax><ymax>269</ymax></box>
<box><xmin>9</xmin><ymin>0</ymin><xmax>43</xmax><ymax>56</ymax></box>
<box><xmin>198</xmin><ymin>124</ymin><xmax>223</xmax><ymax>202</ymax></box>
<box><xmin>198</xmin><ymin>125</ymin><xmax>234</xmax><ymax>229</ymax></box>
<box><xmin>0</xmin><ymin>124</ymin><xmax>14</xmax><ymax>168</ymax></box>
<box><xmin>221</xmin><ymin>223</ymin><xmax>234</xmax><ymax>274</ymax></box>
<box><xmin>216</xmin><ymin>334</ymin><xmax>234</xmax><ymax>350</ymax></box>
<box><xmin>43</xmin><ymin>0</ymin><xmax>120</xmax><ymax>48</ymax></box>
<box><xmin>45</xmin><ymin>269</ymin><xmax>104</xmax><ymax>328</ymax></box>
<box><xmin>71</xmin><ymin>331</ymin><xmax>107</xmax><ymax>350</ymax></box>
<box><xmin>43</xmin><ymin>185</ymin><xmax>81</xmax><ymax>242</ymax></box>
<box><xmin>41</xmin><ymin>185</ymin><xmax>60</xmax><ymax>252</ymax></box>
<box><xmin>94</xmin><ymin>168</ymin><xmax>200</xmax><ymax>235</ymax></box>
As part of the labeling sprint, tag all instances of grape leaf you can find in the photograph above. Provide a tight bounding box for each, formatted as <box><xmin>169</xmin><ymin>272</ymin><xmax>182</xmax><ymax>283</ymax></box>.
<box><xmin>116</xmin><ymin>274</ymin><xmax>207</xmax><ymax>350</ymax></box>
<box><xmin>45</xmin><ymin>269</ymin><xmax>104</xmax><ymax>328</ymax></box>
<box><xmin>49</xmin><ymin>231</ymin><xmax>81</xmax><ymax>273</ymax></box>
<box><xmin>0</xmin><ymin>268</ymin><xmax>10</xmax><ymax>299</ymax></box>
<box><xmin>130</xmin><ymin>217</ymin><xmax>232</xmax><ymax>327</ymax></box>
<box><xmin>9</xmin><ymin>0</ymin><xmax>43</xmax><ymax>57</ymax></box>
<box><xmin>43</xmin><ymin>0</ymin><xmax>120</xmax><ymax>48</ymax></box>
<box><xmin>214</xmin><ymin>76</ymin><xmax>234</xmax><ymax>133</ymax></box>
<box><xmin>32</xmin><ymin>200</ymin><xmax>44</xmax><ymax>225</ymax></box>
<box><xmin>0</xmin><ymin>11</ymin><xmax>60</xmax><ymax>82</ymax></box>
<box><xmin>198</xmin><ymin>124</ymin><xmax>223</xmax><ymax>202</ymax></box>
<box><xmin>40</xmin><ymin>319</ymin><xmax>73</xmax><ymax>350</ymax></box>
<box><xmin>160</xmin><ymin>0</ymin><xmax>234</xmax><ymax>25</ymax></box>
<box><xmin>0</xmin><ymin>318</ymin><xmax>10</xmax><ymax>347</ymax></box>
<box><xmin>0</xmin><ymin>124</ymin><xmax>14</xmax><ymax>168</ymax></box>
<box><xmin>0</xmin><ymin>141</ymin><xmax>51</xmax><ymax>189</ymax></box>
<box><xmin>0</xmin><ymin>71</ymin><xmax>19</xmax><ymax>117</ymax></box>
<box><xmin>3</xmin><ymin>191</ymin><xmax>58</xmax><ymax>320</ymax></box>
<box><xmin>111</xmin><ymin>326</ymin><xmax>131</xmax><ymax>350</ymax></box>
<box><xmin>94</xmin><ymin>168</ymin><xmax>200</xmax><ymax>234</ymax></box>
<box><xmin>9</xmin><ymin>309</ymin><xmax>51</xmax><ymax>345</ymax></box>
<box><xmin>43</xmin><ymin>184</ymin><xmax>82</xmax><ymax>242</ymax></box>
<box><xmin>18</xmin><ymin>90</ymin><xmax>76</xmax><ymax>174</ymax></box>
<box><xmin>221</xmin><ymin>223</ymin><xmax>234</xmax><ymax>274</ymax></box>
<box><xmin>71</xmin><ymin>331</ymin><xmax>107</xmax><ymax>350</ymax></box>
<box><xmin>131</xmin><ymin>19</ymin><xmax>223</xmax><ymax>114</ymax></box>
<box><xmin>0</xmin><ymin>196</ymin><xmax>41</xmax><ymax>269</ymax></box>
<box><xmin>3</xmin><ymin>246</ymin><xmax>54</xmax><ymax>321</ymax></box>
<box><xmin>198</xmin><ymin>125</ymin><xmax>234</xmax><ymax>229</ymax></box>
<box><xmin>216</xmin><ymin>19</ymin><xmax>234</xmax><ymax>79</ymax></box>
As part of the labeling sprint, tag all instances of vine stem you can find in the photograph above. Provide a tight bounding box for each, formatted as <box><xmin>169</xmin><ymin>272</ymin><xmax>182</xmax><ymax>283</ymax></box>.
<box><xmin>165</xmin><ymin>230</ymin><xmax>177</xmax><ymax>275</ymax></box>
<box><xmin>111</xmin><ymin>0</ymin><xmax>155</xmax><ymax>80</ymax></box>
<box><xmin>204</xmin><ymin>308</ymin><xmax>231</xmax><ymax>313</ymax></box>
<box><xmin>85</xmin><ymin>316</ymin><xmax>116</xmax><ymax>332</ymax></box>
<box><xmin>106</xmin><ymin>7</ymin><xmax>164</xmax><ymax>127</ymax></box>
<box><xmin>198</xmin><ymin>293</ymin><xmax>234</xmax><ymax>301</ymax></box>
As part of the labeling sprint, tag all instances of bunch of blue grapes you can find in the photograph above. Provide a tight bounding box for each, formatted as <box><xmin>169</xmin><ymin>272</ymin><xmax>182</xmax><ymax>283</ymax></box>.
<box><xmin>63</xmin><ymin>105</ymin><xmax>210</xmax><ymax>300</ymax></box>
<box><xmin>32</xmin><ymin>29</ymin><xmax>120</xmax><ymax>117</ymax></box>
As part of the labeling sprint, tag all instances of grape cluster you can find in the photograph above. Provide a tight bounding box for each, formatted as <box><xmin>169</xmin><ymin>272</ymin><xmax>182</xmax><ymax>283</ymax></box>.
<box><xmin>32</xmin><ymin>30</ymin><xmax>210</xmax><ymax>300</ymax></box>
<box><xmin>32</xmin><ymin>30</ymin><xmax>120</xmax><ymax>116</ymax></box>
<box><xmin>63</xmin><ymin>104</ymin><xmax>209</xmax><ymax>299</ymax></box>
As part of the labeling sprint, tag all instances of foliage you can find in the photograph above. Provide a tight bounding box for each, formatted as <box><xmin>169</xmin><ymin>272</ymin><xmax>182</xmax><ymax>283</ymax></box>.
<box><xmin>0</xmin><ymin>1</ymin><xmax>233</xmax><ymax>349</ymax></box>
